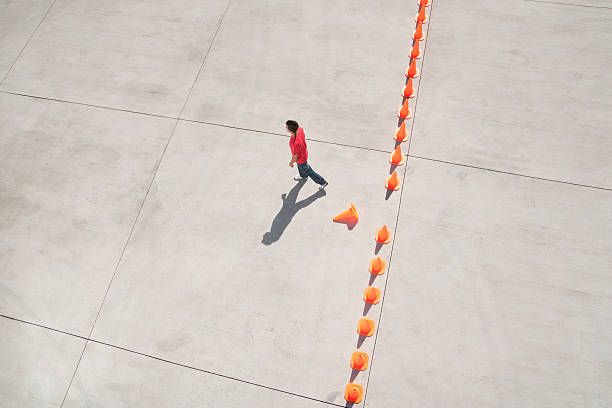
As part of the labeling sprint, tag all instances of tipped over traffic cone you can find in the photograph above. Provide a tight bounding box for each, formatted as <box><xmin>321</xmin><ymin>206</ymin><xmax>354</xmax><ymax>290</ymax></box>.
<box><xmin>386</xmin><ymin>171</ymin><xmax>401</xmax><ymax>191</ymax></box>
<box><xmin>375</xmin><ymin>225</ymin><xmax>392</xmax><ymax>244</ymax></box>
<box><xmin>333</xmin><ymin>203</ymin><xmax>358</xmax><ymax>225</ymax></box>
<box><xmin>415</xmin><ymin>5</ymin><xmax>428</xmax><ymax>23</ymax></box>
<box><xmin>351</xmin><ymin>351</ymin><xmax>370</xmax><ymax>371</ymax></box>
<box><xmin>413</xmin><ymin>22</ymin><xmax>425</xmax><ymax>41</ymax></box>
<box><xmin>369</xmin><ymin>256</ymin><xmax>387</xmax><ymax>275</ymax></box>
<box><xmin>357</xmin><ymin>318</ymin><xmax>376</xmax><ymax>337</ymax></box>
<box><xmin>344</xmin><ymin>383</ymin><xmax>364</xmax><ymax>404</ymax></box>
<box><xmin>401</xmin><ymin>78</ymin><xmax>415</xmax><ymax>98</ymax></box>
<box><xmin>418</xmin><ymin>0</ymin><xmax>430</xmax><ymax>7</ymax></box>
<box><xmin>410</xmin><ymin>40</ymin><xmax>422</xmax><ymax>59</ymax></box>
<box><xmin>405</xmin><ymin>59</ymin><xmax>419</xmax><ymax>78</ymax></box>
<box><xmin>363</xmin><ymin>287</ymin><xmax>381</xmax><ymax>305</ymax></box>
<box><xmin>390</xmin><ymin>145</ymin><xmax>405</xmax><ymax>166</ymax></box>
<box><xmin>397</xmin><ymin>100</ymin><xmax>412</xmax><ymax>119</ymax></box>
<box><xmin>394</xmin><ymin>122</ymin><xmax>408</xmax><ymax>142</ymax></box>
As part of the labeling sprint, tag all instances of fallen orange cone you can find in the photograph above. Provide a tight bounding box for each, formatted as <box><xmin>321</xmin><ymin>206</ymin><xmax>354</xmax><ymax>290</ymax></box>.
<box><xmin>415</xmin><ymin>5</ymin><xmax>428</xmax><ymax>24</ymax></box>
<box><xmin>345</xmin><ymin>383</ymin><xmax>364</xmax><ymax>404</ymax></box>
<box><xmin>369</xmin><ymin>256</ymin><xmax>387</xmax><ymax>275</ymax></box>
<box><xmin>363</xmin><ymin>287</ymin><xmax>381</xmax><ymax>305</ymax></box>
<box><xmin>390</xmin><ymin>145</ymin><xmax>405</xmax><ymax>166</ymax></box>
<box><xmin>397</xmin><ymin>100</ymin><xmax>412</xmax><ymax>119</ymax></box>
<box><xmin>410</xmin><ymin>40</ymin><xmax>422</xmax><ymax>59</ymax></box>
<box><xmin>386</xmin><ymin>171</ymin><xmax>401</xmax><ymax>191</ymax></box>
<box><xmin>394</xmin><ymin>122</ymin><xmax>408</xmax><ymax>142</ymax></box>
<box><xmin>333</xmin><ymin>203</ymin><xmax>358</xmax><ymax>224</ymax></box>
<box><xmin>375</xmin><ymin>225</ymin><xmax>392</xmax><ymax>244</ymax></box>
<box><xmin>357</xmin><ymin>318</ymin><xmax>376</xmax><ymax>337</ymax></box>
<box><xmin>401</xmin><ymin>78</ymin><xmax>415</xmax><ymax>98</ymax></box>
<box><xmin>350</xmin><ymin>351</ymin><xmax>370</xmax><ymax>371</ymax></box>
<box><xmin>405</xmin><ymin>59</ymin><xmax>419</xmax><ymax>78</ymax></box>
<box><xmin>413</xmin><ymin>21</ymin><xmax>425</xmax><ymax>41</ymax></box>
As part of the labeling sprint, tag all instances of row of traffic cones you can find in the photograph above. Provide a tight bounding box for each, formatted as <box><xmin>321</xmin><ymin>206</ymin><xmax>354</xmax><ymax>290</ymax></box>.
<box><xmin>343</xmin><ymin>230</ymin><xmax>392</xmax><ymax>404</ymax></box>
<box><xmin>333</xmin><ymin>203</ymin><xmax>392</xmax><ymax>404</ymax></box>
<box><xmin>343</xmin><ymin>0</ymin><xmax>431</xmax><ymax>404</ymax></box>
<box><xmin>386</xmin><ymin>0</ymin><xmax>429</xmax><ymax>194</ymax></box>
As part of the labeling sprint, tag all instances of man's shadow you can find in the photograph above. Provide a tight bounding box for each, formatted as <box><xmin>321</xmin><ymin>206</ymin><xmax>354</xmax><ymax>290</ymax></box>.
<box><xmin>262</xmin><ymin>180</ymin><xmax>326</xmax><ymax>245</ymax></box>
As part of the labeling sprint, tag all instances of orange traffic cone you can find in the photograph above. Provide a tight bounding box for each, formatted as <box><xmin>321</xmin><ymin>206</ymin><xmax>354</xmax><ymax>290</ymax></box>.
<box><xmin>415</xmin><ymin>6</ymin><xmax>428</xmax><ymax>23</ymax></box>
<box><xmin>351</xmin><ymin>351</ymin><xmax>370</xmax><ymax>371</ymax></box>
<box><xmin>333</xmin><ymin>203</ymin><xmax>358</xmax><ymax>224</ymax></box>
<box><xmin>401</xmin><ymin>78</ymin><xmax>415</xmax><ymax>98</ymax></box>
<box><xmin>369</xmin><ymin>256</ymin><xmax>387</xmax><ymax>275</ymax></box>
<box><xmin>363</xmin><ymin>287</ymin><xmax>381</xmax><ymax>305</ymax></box>
<box><xmin>413</xmin><ymin>22</ymin><xmax>425</xmax><ymax>41</ymax></box>
<box><xmin>357</xmin><ymin>318</ymin><xmax>376</xmax><ymax>337</ymax></box>
<box><xmin>397</xmin><ymin>100</ymin><xmax>412</xmax><ymax>119</ymax></box>
<box><xmin>418</xmin><ymin>0</ymin><xmax>430</xmax><ymax>7</ymax></box>
<box><xmin>375</xmin><ymin>225</ymin><xmax>392</xmax><ymax>244</ymax></box>
<box><xmin>390</xmin><ymin>145</ymin><xmax>405</xmax><ymax>166</ymax></box>
<box><xmin>405</xmin><ymin>59</ymin><xmax>419</xmax><ymax>78</ymax></box>
<box><xmin>394</xmin><ymin>122</ymin><xmax>408</xmax><ymax>142</ymax></box>
<box><xmin>344</xmin><ymin>383</ymin><xmax>364</xmax><ymax>404</ymax></box>
<box><xmin>410</xmin><ymin>40</ymin><xmax>422</xmax><ymax>59</ymax></box>
<box><xmin>386</xmin><ymin>171</ymin><xmax>401</xmax><ymax>191</ymax></box>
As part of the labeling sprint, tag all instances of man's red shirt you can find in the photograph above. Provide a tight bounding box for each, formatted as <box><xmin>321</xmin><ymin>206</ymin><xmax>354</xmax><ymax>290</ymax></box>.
<box><xmin>289</xmin><ymin>127</ymin><xmax>308</xmax><ymax>164</ymax></box>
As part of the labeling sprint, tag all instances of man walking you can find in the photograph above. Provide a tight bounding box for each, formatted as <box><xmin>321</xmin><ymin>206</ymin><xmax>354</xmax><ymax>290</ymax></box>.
<box><xmin>286</xmin><ymin>120</ymin><xmax>328</xmax><ymax>190</ymax></box>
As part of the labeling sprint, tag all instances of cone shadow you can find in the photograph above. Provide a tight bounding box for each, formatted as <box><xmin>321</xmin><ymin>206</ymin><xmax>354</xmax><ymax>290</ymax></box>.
<box><xmin>369</xmin><ymin>273</ymin><xmax>378</xmax><ymax>286</ymax></box>
<box><xmin>345</xmin><ymin>402</ymin><xmax>355</xmax><ymax>408</ymax></box>
<box><xmin>333</xmin><ymin>218</ymin><xmax>358</xmax><ymax>230</ymax></box>
<box><xmin>363</xmin><ymin>302</ymin><xmax>373</xmax><ymax>316</ymax></box>
<box><xmin>385</xmin><ymin>189</ymin><xmax>394</xmax><ymax>201</ymax></box>
<box><xmin>350</xmin><ymin>368</ymin><xmax>362</xmax><ymax>383</ymax></box>
<box><xmin>374</xmin><ymin>242</ymin><xmax>384</xmax><ymax>255</ymax></box>
<box><xmin>262</xmin><ymin>181</ymin><xmax>326</xmax><ymax>245</ymax></box>
<box><xmin>357</xmin><ymin>334</ymin><xmax>367</xmax><ymax>348</ymax></box>
<box><xmin>389</xmin><ymin>163</ymin><xmax>398</xmax><ymax>174</ymax></box>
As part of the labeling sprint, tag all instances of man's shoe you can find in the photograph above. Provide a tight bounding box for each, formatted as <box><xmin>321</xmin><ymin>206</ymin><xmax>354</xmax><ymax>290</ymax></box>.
<box><xmin>294</xmin><ymin>176</ymin><xmax>308</xmax><ymax>181</ymax></box>
<box><xmin>319</xmin><ymin>182</ymin><xmax>328</xmax><ymax>190</ymax></box>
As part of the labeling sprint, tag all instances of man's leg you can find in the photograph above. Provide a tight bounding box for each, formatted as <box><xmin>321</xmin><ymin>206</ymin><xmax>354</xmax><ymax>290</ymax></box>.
<box><xmin>302</xmin><ymin>162</ymin><xmax>327</xmax><ymax>186</ymax></box>
<box><xmin>296</xmin><ymin>162</ymin><xmax>308</xmax><ymax>180</ymax></box>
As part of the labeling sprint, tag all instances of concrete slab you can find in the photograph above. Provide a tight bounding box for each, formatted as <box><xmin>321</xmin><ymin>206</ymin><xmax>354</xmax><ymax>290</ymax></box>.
<box><xmin>91</xmin><ymin>121</ymin><xmax>403</xmax><ymax>405</ymax></box>
<box><xmin>63</xmin><ymin>341</ymin><xmax>332</xmax><ymax>407</ymax></box>
<box><xmin>181</xmin><ymin>0</ymin><xmax>421</xmax><ymax>151</ymax></box>
<box><xmin>0</xmin><ymin>0</ymin><xmax>53</xmax><ymax>81</ymax></box>
<box><xmin>0</xmin><ymin>0</ymin><xmax>229</xmax><ymax>117</ymax></box>
<box><xmin>0</xmin><ymin>318</ymin><xmax>85</xmax><ymax>408</ymax></box>
<box><xmin>0</xmin><ymin>93</ymin><xmax>175</xmax><ymax>336</ymax></box>
<box><xmin>528</xmin><ymin>0</ymin><xmax>612</xmax><ymax>7</ymax></box>
<box><xmin>410</xmin><ymin>0</ymin><xmax>612</xmax><ymax>188</ymax></box>
<box><xmin>366</xmin><ymin>158</ymin><xmax>612</xmax><ymax>408</ymax></box>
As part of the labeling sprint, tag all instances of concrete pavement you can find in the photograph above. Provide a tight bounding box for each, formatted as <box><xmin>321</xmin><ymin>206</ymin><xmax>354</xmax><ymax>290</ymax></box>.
<box><xmin>1</xmin><ymin>0</ymin><xmax>611</xmax><ymax>407</ymax></box>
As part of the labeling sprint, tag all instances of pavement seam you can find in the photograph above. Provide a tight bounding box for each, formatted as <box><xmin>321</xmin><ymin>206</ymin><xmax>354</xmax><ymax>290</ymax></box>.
<box><xmin>0</xmin><ymin>90</ymin><xmax>177</xmax><ymax>120</ymax></box>
<box><xmin>0</xmin><ymin>90</ymin><xmax>392</xmax><ymax>155</ymax></box>
<box><xmin>0</xmin><ymin>314</ymin><xmax>344</xmax><ymax>408</ymax></box>
<box><xmin>523</xmin><ymin>0</ymin><xmax>612</xmax><ymax>9</ymax></box>
<box><xmin>0</xmin><ymin>0</ymin><xmax>58</xmax><ymax>86</ymax></box>
<box><xmin>360</xmin><ymin>1</ymin><xmax>436</xmax><ymax>406</ymax></box>
<box><xmin>408</xmin><ymin>154</ymin><xmax>612</xmax><ymax>192</ymax></box>
<box><xmin>3</xmin><ymin>89</ymin><xmax>609</xmax><ymax>192</ymax></box>
<box><xmin>58</xmin><ymin>1</ymin><xmax>235</xmax><ymax>406</ymax></box>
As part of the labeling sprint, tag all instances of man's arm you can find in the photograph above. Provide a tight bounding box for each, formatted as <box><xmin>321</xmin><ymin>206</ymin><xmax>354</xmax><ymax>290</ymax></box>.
<box><xmin>289</xmin><ymin>154</ymin><xmax>298</xmax><ymax>167</ymax></box>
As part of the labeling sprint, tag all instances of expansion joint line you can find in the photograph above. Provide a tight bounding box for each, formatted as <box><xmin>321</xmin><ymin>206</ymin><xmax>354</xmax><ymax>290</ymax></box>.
<box><xmin>58</xmin><ymin>1</ymin><xmax>234</xmax><ymax>406</ymax></box>
<box><xmin>0</xmin><ymin>0</ymin><xmax>58</xmax><ymax>86</ymax></box>
<box><xmin>340</xmin><ymin>0</ymin><xmax>435</xmax><ymax>406</ymax></box>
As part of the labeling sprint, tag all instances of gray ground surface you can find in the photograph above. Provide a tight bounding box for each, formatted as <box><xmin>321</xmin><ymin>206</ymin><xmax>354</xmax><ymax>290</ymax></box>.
<box><xmin>1</xmin><ymin>0</ymin><xmax>611</xmax><ymax>407</ymax></box>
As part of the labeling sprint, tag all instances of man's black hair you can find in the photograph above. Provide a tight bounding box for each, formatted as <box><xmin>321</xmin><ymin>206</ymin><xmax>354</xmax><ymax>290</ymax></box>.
<box><xmin>286</xmin><ymin>120</ymin><xmax>299</xmax><ymax>133</ymax></box>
